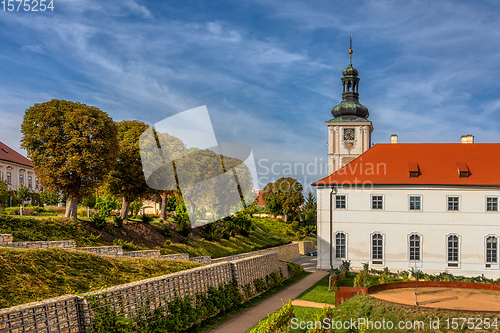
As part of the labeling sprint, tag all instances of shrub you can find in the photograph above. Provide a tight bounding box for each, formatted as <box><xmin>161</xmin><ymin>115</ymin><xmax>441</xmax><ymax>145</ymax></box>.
<box><xmin>113</xmin><ymin>216</ymin><xmax>123</xmax><ymax>228</ymax></box>
<box><xmin>90</xmin><ymin>215</ymin><xmax>107</xmax><ymax>229</ymax></box>
<box><xmin>140</xmin><ymin>214</ymin><xmax>154</xmax><ymax>224</ymax></box>
<box><xmin>177</xmin><ymin>219</ymin><xmax>192</xmax><ymax>237</ymax></box>
<box><xmin>9</xmin><ymin>208</ymin><xmax>37</xmax><ymax>216</ymax></box>
<box><xmin>181</xmin><ymin>237</ymin><xmax>189</xmax><ymax>245</ymax></box>
<box><xmin>248</xmin><ymin>300</ymin><xmax>294</xmax><ymax>333</ymax></box>
<box><xmin>287</xmin><ymin>262</ymin><xmax>304</xmax><ymax>277</ymax></box>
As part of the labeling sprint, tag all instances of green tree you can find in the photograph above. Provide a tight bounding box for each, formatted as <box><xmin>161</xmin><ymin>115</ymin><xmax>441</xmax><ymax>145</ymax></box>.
<box><xmin>21</xmin><ymin>100</ymin><xmax>118</xmax><ymax>218</ymax></box>
<box><xmin>261</xmin><ymin>178</ymin><xmax>304</xmax><ymax>222</ymax></box>
<box><xmin>105</xmin><ymin>120</ymin><xmax>150</xmax><ymax>220</ymax></box>
<box><xmin>300</xmin><ymin>191</ymin><xmax>317</xmax><ymax>226</ymax></box>
<box><xmin>0</xmin><ymin>180</ymin><xmax>8</xmax><ymax>209</ymax></box>
<box><xmin>39</xmin><ymin>189</ymin><xmax>61</xmax><ymax>206</ymax></box>
<box><xmin>17</xmin><ymin>184</ymin><xmax>31</xmax><ymax>206</ymax></box>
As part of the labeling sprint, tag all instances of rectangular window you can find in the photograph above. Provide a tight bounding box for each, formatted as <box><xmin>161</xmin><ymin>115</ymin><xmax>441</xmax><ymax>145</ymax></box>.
<box><xmin>28</xmin><ymin>176</ymin><xmax>32</xmax><ymax>188</ymax></box>
<box><xmin>447</xmin><ymin>196</ymin><xmax>459</xmax><ymax>211</ymax></box>
<box><xmin>7</xmin><ymin>172</ymin><xmax>11</xmax><ymax>185</ymax></box>
<box><xmin>487</xmin><ymin>197</ymin><xmax>498</xmax><ymax>212</ymax></box>
<box><xmin>371</xmin><ymin>195</ymin><xmax>383</xmax><ymax>210</ymax></box>
<box><xmin>486</xmin><ymin>236</ymin><xmax>498</xmax><ymax>263</ymax></box>
<box><xmin>372</xmin><ymin>233</ymin><xmax>383</xmax><ymax>260</ymax></box>
<box><xmin>409</xmin><ymin>196</ymin><xmax>421</xmax><ymax>210</ymax></box>
<box><xmin>335</xmin><ymin>195</ymin><xmax>346</xmax><ymax>209</ymax></box>
<box><xmin>409</xmin><ymin>234</ymin><xmax>421</xmax><ymax>261</ymax></box>
<box><xmin>447</xmin><ymin>235</ymin><xmax>459</xmax><ymax>265</ymax></box>
<box><xmin>335</xmin><ymin>233</ymin><xmax>346</xmax><ymax>259</ymax></box>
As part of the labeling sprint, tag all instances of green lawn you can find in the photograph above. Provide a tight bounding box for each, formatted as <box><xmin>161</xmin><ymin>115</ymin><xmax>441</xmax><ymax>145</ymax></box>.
<box><xmin>296</xmin><ymin>275</ymin><xmax>336</xmax><ymax>304</ymax></box>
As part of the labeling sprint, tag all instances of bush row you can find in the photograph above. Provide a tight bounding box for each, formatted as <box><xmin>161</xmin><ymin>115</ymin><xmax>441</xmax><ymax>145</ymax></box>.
<box><xmin>90</xmin><ymin>270</ymin><xmax>289</xmax><ymax>332</ymax></box>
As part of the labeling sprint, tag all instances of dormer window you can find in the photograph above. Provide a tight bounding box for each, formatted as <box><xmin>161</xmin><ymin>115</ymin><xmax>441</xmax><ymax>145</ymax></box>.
<box><xmin>408</xmin><ymin>162</ymin><xmax>420</xmax><ymax>178</ymax></box>
<box><xmin>457</xmin><ymin>162</ymin><xmax>471</xmax><ymax>178</ymax></box>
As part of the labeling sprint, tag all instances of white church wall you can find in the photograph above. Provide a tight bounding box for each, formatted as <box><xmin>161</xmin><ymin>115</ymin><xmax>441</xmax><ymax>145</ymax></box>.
<box><xmin>317</xmin><ymin>186</ymin><xmax>500</xmax><ymax>278</ymax></box>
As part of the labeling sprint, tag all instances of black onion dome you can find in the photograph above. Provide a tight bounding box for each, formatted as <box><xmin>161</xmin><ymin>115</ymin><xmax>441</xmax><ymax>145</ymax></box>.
<box><xmin>331</xmin><ymin>62</ymin><xmax>369</xmax><ymax>119</ymax></box>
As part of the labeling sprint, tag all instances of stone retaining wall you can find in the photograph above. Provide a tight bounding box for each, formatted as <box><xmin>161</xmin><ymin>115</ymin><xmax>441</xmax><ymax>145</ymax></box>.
<box><xmin>120</xmin><ymin>250</ymin><xmax>161</xmax><ymax>259</ymax></box>
<box><xmin>294</xmin><ymin>241</ymin><xmax>315</xmax><ymax>255</ymax></box>
<box><xmin>211</xmin><ymin>242</ymin><xmax>300</xmax><ymax>264</ymax></box>
<box><xmin>76</xmin><ymin>246</ymin><xmax>123</xmax><ymax>257</ymax></box>
<box><xmin>0</xmin><ymin>252</ymin><xmax>285</xmax><ymax>333</ymax></box>
<box><xmin>160</xmin><ymin>253</ymin><xmax>190</xmax><ymax>261</ymax></box>
<box><xmin>0</xmin><ymin>234</ymin><xmax>13</xmax><ymax>243</ymax></box>
<box><xmin>0</xmin><ymin>240</ymin><xmax>76</xmax><ymax>249</ymax></box>
<box><xmin>190</xmin><ymin>255</ymin><xmax>212</xmax><ymax>265</ymax></box>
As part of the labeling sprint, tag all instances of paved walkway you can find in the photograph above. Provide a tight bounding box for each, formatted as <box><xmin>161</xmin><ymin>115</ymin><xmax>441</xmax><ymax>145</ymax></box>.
<box><xmin>291</xmin><ymin>299</ymin><xmax>335</xmax><ymax>309</ymax></box>
<box><xmin>208</xmin><ymin>256</ymin><xmax>328</xmax><ymax>333</ymax></box>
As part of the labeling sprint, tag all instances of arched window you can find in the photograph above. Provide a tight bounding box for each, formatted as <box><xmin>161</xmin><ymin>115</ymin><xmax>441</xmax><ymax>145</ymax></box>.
<box><xmin>19</xmin><ymin>174</ymin><xmax>24</xmax><ymax>185</ymax></box>
<box><xmin>409</xmin><ymin>234</ymin><xmax>421</xmax><ymax>261</ymax></box>
<box><xmin>447</xmin><ymin>234</ymin><xmax>459</xmax><ymax>266</ymax></box>
<box><xmin>486</xmin><ymin>236</ymin><xmax>498</xmax><ymax>263</ymax></box>
<box><xmin>7</xmin><ymin>172</ymin><xmax>11</xmax><ymax>185</ymax></box>
<box><xmin>335</xmin><ymin>232</ymin><xmax>346</xmax><ymax>259</ymax></box>
<box><xmin>372</xmin><ymin>233</ymin><xmax>383</xmax><ymax>260</ymax></box>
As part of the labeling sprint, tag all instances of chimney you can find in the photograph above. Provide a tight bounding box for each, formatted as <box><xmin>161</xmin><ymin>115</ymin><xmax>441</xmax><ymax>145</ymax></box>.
<box><xmin>461</xmin><ymin>135</ymin><xmax>474</xmax><ymax>144</ymax></box>
<box><xmin>391</xmin><ymin>134</ymin><xmax>398</xmax><ymax>144</ymax></box>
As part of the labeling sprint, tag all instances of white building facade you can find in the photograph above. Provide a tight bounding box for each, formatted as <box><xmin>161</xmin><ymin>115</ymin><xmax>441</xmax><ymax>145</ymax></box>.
<box><xmin>314</xmin><ymin>142</ymin><xmax>500</xmax><ymax>278</ymax></box>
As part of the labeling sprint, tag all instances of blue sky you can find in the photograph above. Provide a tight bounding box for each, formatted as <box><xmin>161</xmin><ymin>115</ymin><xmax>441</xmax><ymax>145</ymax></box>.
<box><xmin>1</xmin><ymin>0</ymin><xmax>500</xmax><ymax>192</ymax></box>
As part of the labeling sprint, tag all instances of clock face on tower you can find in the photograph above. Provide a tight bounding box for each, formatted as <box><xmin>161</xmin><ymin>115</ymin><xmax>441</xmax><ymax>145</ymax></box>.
<box><xmin>343</xmin><ymin>128</ymin><xmax>355</xmax><ymax>141</ymax></box>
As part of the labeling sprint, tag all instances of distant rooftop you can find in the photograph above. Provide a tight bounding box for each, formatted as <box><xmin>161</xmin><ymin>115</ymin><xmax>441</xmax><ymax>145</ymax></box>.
<box><xmin>0</xmin><ymin>141</ymin><xmax>34</xmax><ymax>168</ymax></box>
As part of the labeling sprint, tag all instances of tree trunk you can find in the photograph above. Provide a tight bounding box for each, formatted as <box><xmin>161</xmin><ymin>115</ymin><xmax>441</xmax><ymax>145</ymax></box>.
<box><xmin>160</xmin><ymin>192</ymin><xmax>168</xmax><ymax>221</ymax></box>
<box><xmin>120</xmin><ymin>197</ymin><xmax>131</xmax><ymax>220</ymax></box>
<box><xmin>65</xmin><ymin>196</ymin><xmax>78</xmax><ymax>219</ymax></box>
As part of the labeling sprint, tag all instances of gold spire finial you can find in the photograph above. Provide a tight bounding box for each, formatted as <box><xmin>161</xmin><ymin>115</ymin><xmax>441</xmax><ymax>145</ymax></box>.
<box><xmin>349</xmin><ymin>36</ymin><xmax>353</xmax><ymax>64</ymax></box>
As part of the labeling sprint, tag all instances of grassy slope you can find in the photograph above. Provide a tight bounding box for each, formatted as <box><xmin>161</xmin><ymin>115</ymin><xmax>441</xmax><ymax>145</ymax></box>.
<box><xmin>161</xmin><ymin>228</ymin><xmax>287</xmax><ymax>258</ymax></box>
<box><xmin>0</xmin><ymin>215</ymin><xmax>103</xmax><ymax>247</ymax></box>
<box><xmin>0</xmin><ymin>247</ymin><xmax>202</xmax><ymax>309</ymax></box>
<box><xmin>252</xmin><ymin>218</ymin><xmax>316</xmax><ymax>245</ymax></box>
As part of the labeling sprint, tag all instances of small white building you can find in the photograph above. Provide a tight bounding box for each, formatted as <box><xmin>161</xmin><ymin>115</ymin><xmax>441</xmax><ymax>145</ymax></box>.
<box><xmin>314</xmin><ymin>139</ymin><xmax>500</xmax><ymax>278</ymax></box>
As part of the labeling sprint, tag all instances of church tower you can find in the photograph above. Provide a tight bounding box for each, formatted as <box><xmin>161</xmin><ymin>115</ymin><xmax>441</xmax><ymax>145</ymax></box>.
<box><xmin>327</xmin><ymin>39</ymin><xmax>373</xmax><ymax>174</ymax></box>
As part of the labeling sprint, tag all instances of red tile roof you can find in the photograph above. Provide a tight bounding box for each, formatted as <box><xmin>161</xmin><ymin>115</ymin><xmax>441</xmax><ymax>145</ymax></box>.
<box><xmin>313</xmin><ymin>143</ymin><xmax>500</xmax><ymax>186</ymax></box>
<box><xmin>0</xmin><ymin>141</ymin><xmax>34</xmax><ymax>168</ymax></box>
<box><xmin>254</xmin><ymin>190</ymin><xmax>265</xmax><ymax>205</ymax></box>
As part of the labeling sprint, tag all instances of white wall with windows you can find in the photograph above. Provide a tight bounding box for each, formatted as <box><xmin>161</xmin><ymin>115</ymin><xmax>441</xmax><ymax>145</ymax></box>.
<box><xmin>316</xmin><ymin>185</ymin><xmax>500</xmax><ymax>277</ymax></box>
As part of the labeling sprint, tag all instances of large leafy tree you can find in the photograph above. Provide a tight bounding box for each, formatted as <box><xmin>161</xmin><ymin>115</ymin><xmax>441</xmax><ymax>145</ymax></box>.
<box><xmin>105</xmin><ymin>120</ymin><xmax>149</xmax><ymax>220</ymax></box>
<box><xmin>21</xmin><ymin>99</ymin><xmax>118</xmax><ymax>218</ymax></box>
<box><xmin>262</xmin><ymin>177</ymin><xmax>304</xmax><ymax>222</ymax></box>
